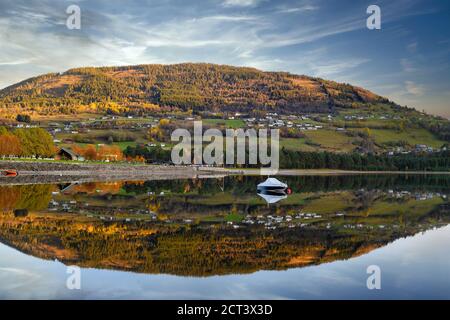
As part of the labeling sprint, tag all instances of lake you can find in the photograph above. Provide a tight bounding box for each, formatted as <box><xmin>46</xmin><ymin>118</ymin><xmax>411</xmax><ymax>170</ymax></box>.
<box><xmin>0</xmin><ymin>174</ymin><xmax>449</xmax><ymax>299</ymax></box>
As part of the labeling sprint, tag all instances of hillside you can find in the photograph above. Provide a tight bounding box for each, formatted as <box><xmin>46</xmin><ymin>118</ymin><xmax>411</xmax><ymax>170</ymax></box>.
<box><xmin>0</xmin><ymin>63</ymin><xmax>395</xmax><ymax>117</ymax></box>
<box><xmin>2</xmin><ymin>63</ymin><xmax>449</xmax><ymax>156</ymax></box>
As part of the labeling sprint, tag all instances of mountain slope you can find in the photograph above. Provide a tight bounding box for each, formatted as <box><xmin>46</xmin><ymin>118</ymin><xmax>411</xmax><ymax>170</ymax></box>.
<box><xmin>0</xmin><ymin>63</ymin><xmax>395</xmax><ymax>116</ymax></box>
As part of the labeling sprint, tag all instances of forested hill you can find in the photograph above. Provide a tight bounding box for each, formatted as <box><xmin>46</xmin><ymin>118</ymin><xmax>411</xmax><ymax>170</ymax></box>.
<box><xmin>0</xmin><ymin>63</ymin><xmax>397</xmax><ymax>116</ymax></box>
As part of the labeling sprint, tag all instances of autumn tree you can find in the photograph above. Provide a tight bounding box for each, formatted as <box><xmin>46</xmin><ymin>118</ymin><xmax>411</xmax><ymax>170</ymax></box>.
<box><xmin>13</xmin><ymin>128</ymin><xmax>55</xmax><ymax>157</ymax></box>
<box><xmin>148</xmin><ymin>118</ymin><xmax>174</xmax><ymax>142</ymax></box>
<box><xmin>72</xmin><ymin>144</ymin><xmax>98</xmax><ymax>160</ymax></box>
<box><xmin>98</xmin><ymin>145</ymin><xmax>123</xmax><ymax>161</ymax></box>
<box><xmin>72</xmin><ymin>144</ymin><xmax>123</xmax><ymax>161</ymax></box>
<box><xmin>0</xmin><ymin>133</ymin><xmax>22</xmax><ymax>156</ymax></box>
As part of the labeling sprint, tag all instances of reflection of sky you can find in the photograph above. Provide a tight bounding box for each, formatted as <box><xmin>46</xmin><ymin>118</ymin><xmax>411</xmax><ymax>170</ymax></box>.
<box><xmin>1</xmin><ymin>225</ymin><xmax>450</xmax><ymax>299</ymax></box>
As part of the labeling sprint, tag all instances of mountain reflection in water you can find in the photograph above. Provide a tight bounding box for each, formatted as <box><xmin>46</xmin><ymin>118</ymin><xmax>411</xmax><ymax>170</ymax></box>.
<box><xmin>0</xmin><ymin>175</ymin><xmax>449</xmax><ymax>277</ymax></box>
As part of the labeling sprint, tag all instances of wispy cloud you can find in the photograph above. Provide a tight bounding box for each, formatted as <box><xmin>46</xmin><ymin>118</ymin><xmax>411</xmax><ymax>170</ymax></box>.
<box><xmin>196</xmin><ymin>15</ymin><xmax>258</xmax><ymax>22</ymax></box>
<box><xmin>277</xmin><ymin>5</ymin><xmax>319</xmax><ymax>14</ymax></box>
<box><xmin>401</xmin><ymin>58</ymin><xmax>416</xmax><ymax>72</ymax></box>
<box><xmin>222</xmin><ymin>0</ymin><xmax>263</xmax><ymax>7</ymax></box>
<box><xmin>405</xmin><ymin>81</ymin><xmax>425</xmax><ymax>96</ymax></box>
<box><xmin>0</xmin><ymin>59</ymin><xmax>34</xmax><ymax>66</ymax></box>
<box><xmin>260</xmin><ymin>18</ymin><xmax>364</xmax><ymax>48</ymax></box>
<box><xmin>407</xmin><ymin>41</ymin><xmax>418</xmax><ymax>53</ymax></box>
<box><xmin>310</xmin><ymin>58</ymin><xmax>371</xmax><ymax>77</ymax></box>
<box><xmin>0</xmin><ymin>0</ymin><xmax>448</xmax><ymax>117</ymax></box>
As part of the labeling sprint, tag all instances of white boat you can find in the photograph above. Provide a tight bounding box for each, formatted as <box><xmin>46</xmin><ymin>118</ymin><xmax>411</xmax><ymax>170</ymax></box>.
<box><xmin>257</xmin><ymin>178</ymin><xmax>290</xmax><ymax>194</ymax></box>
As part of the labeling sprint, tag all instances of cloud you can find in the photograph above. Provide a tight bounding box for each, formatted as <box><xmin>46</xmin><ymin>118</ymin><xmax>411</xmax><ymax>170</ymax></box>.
<box><xmin>277</xmin><ymin>5</ymin><xmax>319</xmax><ymax>14</ymax></box>
<box><xmin>407</xmin><ymin>41</ymin><xmax>418</xmax><ymax>53</ymax></box>
<box><xmin>258</xmin><ymin>16</ymin><xmax>365</xmax><ymax>48</ymax></box>
<box><xmin>0</xmin><ymin>59</ymin><xmax>34</xmax><ymax>66</ymax></box>
<box><xmin>222</xmin><ymin>0</ymin><xmax>263</xmax><ymax>7</ymax></box>
<box><xmin>0</xmin><ymin>0</ymin><xmax>431</xmax><ymax>73</ymax></box>
<box><xmin>405</xmin><ymin>81</ymin><xmax>425</xmax><ymax>96</ymax></box>
<box><xmin>0</xmin><ymin>0</ymin><xmax>448</xmax><ymax>118</ymax></box>
<box><xmin>196</xmin><ymin>15</ymin><xmax>258</xmax><ymax>22</ymax></box>
<box><xmin>310</xmin><ymin>58</ymin><xmax>371</xmax><ymax>77</ymax></box>
<box><xmin>401</xmin><ymin>58</ymin><xmax>416</xmax><ymax>72</ymax></box>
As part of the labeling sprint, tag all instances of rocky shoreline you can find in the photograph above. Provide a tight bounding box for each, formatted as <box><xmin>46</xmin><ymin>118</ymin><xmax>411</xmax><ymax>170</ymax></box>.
<box><xmin>1</xmin><ymin>160</ymin><xmax>448</xmax><ymax>185</ymax></box>
<box><xmin>0</xmin><ymin>161</ymin><xmax>224</xmax><ymax>185</ymax></box>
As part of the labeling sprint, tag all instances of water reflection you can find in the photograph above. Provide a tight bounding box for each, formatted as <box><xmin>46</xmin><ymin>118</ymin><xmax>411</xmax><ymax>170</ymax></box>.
<box><xmin>257</xmin><ymin>192</ymin><xmax>287</xmax><ymax>204</ymax></box>
<box><xmin>257</xmin><ymin>177</ymin><xmax>291</xmax><ymax>204</ymax></box>
<box><xmin>0</xmin><ymin>175</ymin><xmax>449</xmax><ymax>278</ymax></box>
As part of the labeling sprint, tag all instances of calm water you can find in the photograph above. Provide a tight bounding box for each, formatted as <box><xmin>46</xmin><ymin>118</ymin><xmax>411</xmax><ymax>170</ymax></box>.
<box><xmin>0</xmin><ymin>175</ymin><xmax>449</xmax><ymax>299</ymax></box>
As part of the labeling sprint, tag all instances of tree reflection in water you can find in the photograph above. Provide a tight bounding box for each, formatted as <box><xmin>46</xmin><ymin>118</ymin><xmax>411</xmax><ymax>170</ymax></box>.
<box><xmin>0</xmin><ymin>175</ymin><xmax>448</xmax><ymax>276</ymax></box>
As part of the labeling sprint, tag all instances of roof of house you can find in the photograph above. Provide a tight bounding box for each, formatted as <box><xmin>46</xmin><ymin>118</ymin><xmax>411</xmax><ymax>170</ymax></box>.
<box><xmin>58</xmin><ymin>147</ymin><xmax>79</xmax><ymax>159</ymax></box>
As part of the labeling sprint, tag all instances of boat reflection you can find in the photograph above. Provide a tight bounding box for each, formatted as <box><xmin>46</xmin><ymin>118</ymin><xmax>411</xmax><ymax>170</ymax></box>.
<box><xmin>257</xmin><ymin>177</ymin><xmax>291</xmax><ymax>204</ymax></box>
<box><xmin>257</xmin><ymin>192</ymin><xmax>288</xmax><ymax>204</ymax></box>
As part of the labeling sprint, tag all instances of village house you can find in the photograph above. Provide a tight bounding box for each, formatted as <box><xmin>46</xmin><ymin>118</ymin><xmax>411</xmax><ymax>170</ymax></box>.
<box><xmin>55</xmin><ymin>147</ymin><xmax>84</xmax><ymax>161</ymax></box>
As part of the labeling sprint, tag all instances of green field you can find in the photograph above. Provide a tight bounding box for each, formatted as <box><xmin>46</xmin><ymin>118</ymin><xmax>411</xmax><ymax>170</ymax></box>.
<box><xmin>301</xmin><ymin>192</ymin><xmax>354</xmax><ymax>214</ymax></box>
<box><xmin>304</xmin><ymin>130</ymin><xmax>356</xmax><ymax>152</ymax></box>
<box><xmin>369</xmin><ymin>128</ymin><xmax>445</xmax><ymax>148</ymax></box>
<box><xmin>367</xmin><ymin>197</ymin><xmax>444</xmax><ymax>216</ymax></box>
<box><xmin>225</xmin><ymin>213</ymin><xmax>244</xmax><ymax>223</ymax></box>
<box><xmin>55</xmin><ymin>128</ymin><xmax>148</xmax><ymax>151</ymax></box>
<box><xmin>44</xmin><ymin>112</ymin><xmax>448</xmax><ymax>156</ymax></box>
<box><xmin>280</xmin><ymin>138</ymin><xmax>317</xmax><ymax>152</ymax></box>
<box><xmin>203</xmin><ymin>118</ymin><xmax>246</xmax><ymax>129</ymax></box>
<box><xmin>280</xmin><ymin>130</ymin><xmax>356</xmax><ymax>153</ymax></box>
<box><xmin>281</xmin><ymin>126</ymin><xmax>445</xmax><ymax>153</ymax></box>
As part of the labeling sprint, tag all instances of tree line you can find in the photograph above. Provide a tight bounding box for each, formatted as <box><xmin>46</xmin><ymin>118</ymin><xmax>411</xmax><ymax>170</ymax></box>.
<box><xmin>72</xmin><ymin>144</ymin><xmax>124</xmax><ymax>161</ymax></box>
<box><xmin>122</xmin><ymin>142</ymin><xmax>450</xmax><ymax>171</ymax></box>
<box><xmin>0</xmin><ymin>126</ymin><xmax>55</xmax><ymax>158</ymax></box>
<box><xmin>124</xmin><ymin>145</ymin><xmax>171</xmax><ymax>163</ymax></box>
<box><xmin>0</xmin><ymin>63</ymin><xmax>390</xmax><ymax>117</ymax></box>
<box><xmin>280</xmin><ymin>149</ymin><xmax>450</xmax><ymax>171</ymax></box>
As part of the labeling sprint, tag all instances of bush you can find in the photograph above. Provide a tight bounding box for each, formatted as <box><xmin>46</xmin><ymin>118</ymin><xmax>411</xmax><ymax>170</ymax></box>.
<box><xmin>16</xmin><ymin>114</ymin><xmax>31</xmax><ymax>123</ymax></box>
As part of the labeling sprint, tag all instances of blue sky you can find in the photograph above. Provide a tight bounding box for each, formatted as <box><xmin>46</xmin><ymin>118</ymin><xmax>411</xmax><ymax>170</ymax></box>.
<box><xmin>0</xmin><ymin>0</ymin><xmax>449</xmax><ymax>117</ymax></box>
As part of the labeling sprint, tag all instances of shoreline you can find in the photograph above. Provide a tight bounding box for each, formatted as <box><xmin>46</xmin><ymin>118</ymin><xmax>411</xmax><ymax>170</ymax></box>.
<box><xmin>0</xmin><ymin>161</ymin><xmax>224</xmax><ymax>185</ymax></box>
<box><xmin>208</xmin><ymin>168</ymin><xmax>450</xmax><ymax>176</ymax></box>
<box><xmin>1</xmin><ymin>160</ymin><xmax>449</xmax><ymax>185</ymax></box>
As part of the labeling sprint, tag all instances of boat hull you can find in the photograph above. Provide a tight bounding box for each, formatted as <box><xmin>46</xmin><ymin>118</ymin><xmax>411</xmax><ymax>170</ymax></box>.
<box><xmin>1</xmin><ymin>170</ymin><xmax>19</xmax><ymax>177</ymax></box>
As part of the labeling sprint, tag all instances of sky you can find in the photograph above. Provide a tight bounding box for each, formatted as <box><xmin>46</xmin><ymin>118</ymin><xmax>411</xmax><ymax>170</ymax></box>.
<box><xmin>2</xmin><ymin>225</ymin><xmax>450</xmax><ymax>298</ymax></box>
<box><xmin>0</xmin><ymin>0</ymin><xmax>449</xmax><ymax>117</ymax></box>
